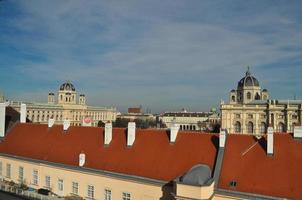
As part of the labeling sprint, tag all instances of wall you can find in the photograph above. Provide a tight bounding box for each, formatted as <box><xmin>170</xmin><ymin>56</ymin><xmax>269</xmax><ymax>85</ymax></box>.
<box><xmin>0</xmin><ymin>155</ymin><xmax>164</xmax><ymax>200</ymax></box>
<box><xmin>175</xmin><ymin>182</ymin><xmax>214</xmax><ymax>200</ymax></box>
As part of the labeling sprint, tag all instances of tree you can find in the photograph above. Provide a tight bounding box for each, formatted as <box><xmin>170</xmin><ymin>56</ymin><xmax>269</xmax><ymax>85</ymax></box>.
<box><xmin>97</xmin><ymin>121</ymin><xmax>105</xmax><ymax>127</ymax></box>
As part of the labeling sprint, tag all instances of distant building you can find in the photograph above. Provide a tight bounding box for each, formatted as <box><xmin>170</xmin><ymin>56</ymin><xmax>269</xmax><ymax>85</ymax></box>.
<box><xmin>128</xmin><ymin>107</ymin><xmax>143</xmax><ymax>114</ymax></box>
<box><xmin>1</xmin><ymin>110</ymin><xmax>302</xmax><ymax>199</ymax></box>
<box><xmin>221</xmin><ymin>68</ymin><xmax>302</xmax><ymax>134</ymax></box>
<box><xmin>159</xmin><ymin>109</ymin><xmax>220</xmax><ymax>131</ymax></box>
<box><xmin>118</xmin><ymin>107</ymin><xmax>155</xmax><ymax>121</ymax></box>
<box><xmin>7</xmin><ymin>81</ymin><xmax>117</xmax><ymax>126</ymax></box>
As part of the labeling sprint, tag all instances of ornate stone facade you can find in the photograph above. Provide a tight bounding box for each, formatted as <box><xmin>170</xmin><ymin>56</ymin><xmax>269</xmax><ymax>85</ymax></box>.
<box><xmin>9</xmin><ymin>81</ymin><xmax>117</xmax><ymax>126</ymax></box>
<box><xmin>221</xmin><ymin>68</ymin><xmax>302</xmax><ymax>134</ymax></box>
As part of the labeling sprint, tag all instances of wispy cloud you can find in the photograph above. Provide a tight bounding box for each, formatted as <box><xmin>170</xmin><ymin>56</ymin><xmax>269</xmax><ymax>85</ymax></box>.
<box><xmin>1</xmin><ymin>0</ymin><xmax>302</xmax><ymax>112</ymax></box>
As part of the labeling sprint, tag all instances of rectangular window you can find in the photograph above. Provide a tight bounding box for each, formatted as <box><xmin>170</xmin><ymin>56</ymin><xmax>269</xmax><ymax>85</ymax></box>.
<box><xmin>72</xmin><ymin>182</ymin><xmax>78</xmax><ymax>195</ymax></box>
<box><xmin>6</xmin><ymin>164</ymin><xmax>11</xmax><ymax>178</ymax></box>
<box><xmin>32</xmin><ymin>170</ymin><xmax>38</xmax><ymax>185</ymax></box>
<box><xmin>58</xmin><ymin>179</ymin><xmax>64</xmax><ymax>192</ymax></box>
<box><xmin>87</xmin><ymin>185</ymin><xmax>94</xmax><ymax>199</ymax></box>
<box><xmin>18</xmin><ymin>166</ymin><xmax>24</xmax><ymax>182</ymax></box>
<box><xmin>122</xmin><ymin>192</ymin><xmax>131</xmax><ymax>200</ymax></box>
<box><xmin>45</xmin><ymin>176</ymin><xmax>50</xmax><ymax>188</ymax></box>
<box><xmin>0</xmin><ymin>162</ymin><xmax>2</xmax><ymax>177</ymax></box>
<box><xmin>104</xmin><ymin>189</ymin><xmax>111</xmax><ymax>200</ymax></box>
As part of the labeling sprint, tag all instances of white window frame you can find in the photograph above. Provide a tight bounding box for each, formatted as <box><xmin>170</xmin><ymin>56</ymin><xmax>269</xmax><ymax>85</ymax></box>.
<box><xmin>45</xmin><ymin>176</ymin><xmax>50</xmax><ymax>189</ymax></box>
<box><xmin>0</xmin><ymin>162</ymin><xmax>2</xmax><ymax>177</ymax></box>
<box><xmin>87</xmin><ymin>184</ymin><xmax>94</xmax><ymax>199</ymax></box>
<box><xmin>18</xmin><ymin>166</ymin><xmax>24</xmax><ymax>182</ymax></box>
<box><xmin>58</xmin><ymin>179</ymin><xmax>64</xmax><ymax>194</ymax></box>
<box><xmin>104</xmin><ymin>188</ymin><xmax>111</xmax><ymax>200</ymax></box>
<box><xmin>6</xmin><ymin>163</ymin><xmax>11</xmax><ymax>178</ymax></box>
<box><xmin>32</xmin><ymin>169</ymin><xmax>38</xmax><ymax>185</ymax></box>
<box><xmin>122</xmin><ymin>192</ymin><xmax>131</xmax><ymax>200</ymax></box>
<box><xmin>72</xmin><ymin>181</ymin><xmax>78</xmax><ymax>195</ymax></box>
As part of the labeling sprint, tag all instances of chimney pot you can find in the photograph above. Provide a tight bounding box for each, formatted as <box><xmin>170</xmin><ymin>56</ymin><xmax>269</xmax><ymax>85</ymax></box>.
<box><xmin>170</xmin><ymin>123</ymin><xmax>179</xmax><ymax>143</ymax></box>
<box><xmin>219</xmin><ymin>129</ymin><xmax>227</xmax><ymax>148</ymax></box>
<box><xmin>104</xmin><ymin>122</ymin><xmax>112</xmax><ymax>145</ymax></box>
<box><xmin>20</xmin><ymin>103</ymin><xmax>26</xmax><ymax>123</ymax></box>
<box><xmin>267</xmin><ymin>127</ymin><xmax>274</xmax><ymax>155</ymax></box>
<box><xmin>0</xmin><ymin>102</ymin><xmax>9</xmax><ymax>137</ymax></box>
<box><xmin>48</xmin><ymin>118</ymin><xmax>55</xmax><ymax>128</ymax></box>
<box><xmin>127</xmin><ymin>122</ymin><xmax>136</xmax><ymax>146</ymax></box>
<box><xmin>294</xmin><ymin>126</ymin><xmax>302</xmax><ymax>139</ymax></box>
<box><xmin>63</xmin><ymin>120</ymin><xmax>70</xmax><ymax>131</ymax></box>
<box><xmin>79</xmin><ymin>152</ymin><xmax>85</xmax><ymax>167</ymax></box>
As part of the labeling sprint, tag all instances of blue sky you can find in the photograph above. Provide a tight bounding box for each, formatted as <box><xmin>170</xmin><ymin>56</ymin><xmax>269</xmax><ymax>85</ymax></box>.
<box><xmin>0</xmin><ymin>0</ymin><xmax>302</xmax><ymax>113</ymax></box>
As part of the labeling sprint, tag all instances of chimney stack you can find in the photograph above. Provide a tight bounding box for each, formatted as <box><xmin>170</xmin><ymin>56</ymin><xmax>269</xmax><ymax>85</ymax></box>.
<box><xmin>63</xmin><ymin>119</ymin><xmax>70</xmax><ymax>131</ymax></box>
<box><xmin>104</xmin><ymin>122</ymin><xmax>112</xmax><ymax>145</ymax></box>
<box><xmin>219</xmin><ymin>129</ymin><xmax>227</xmax><ymax>148</ymax></box>
<box><xmin>20</xmin><ymin>103</ymin><xmax>26</xmax><ymax>123</ymax></box>
<box><xmin>0</xmin><ymin>102</ymin><xmax>9</xmax><ymax>137</ymax></box>
<box><xmin>267</xmin><ymin>127</ymin><xmax>274</xmax><ymax>155</ymax></box>
<box><xmin>79</xmin><ymin>152</ymin><xmax>85</xmax><ymax>167</ymax></box>
<box><xmin>170</xmin><ymin>123</ymin><xmax>179</xmax><ymax>143</ymax></box>
<box><xmin>127</xmin><ymin>122</ymin><xmax>136</xmax><ymax>146</ymax></box>
<box><xmin>48</xmin><ymin>118</ymin><xmax>55</xmax><ymax>128</ymax></box>
<box><xmin>294</xmin><ymin>126</ymin><xmax>302</xmax><ymax>139</ymax></box>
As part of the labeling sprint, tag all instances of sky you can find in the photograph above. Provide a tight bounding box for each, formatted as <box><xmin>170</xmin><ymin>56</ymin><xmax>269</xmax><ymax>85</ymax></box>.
<box><xmin>0</xmin><ymin>0</ymin><xmax>302</xmax><ymax>113</ymax></box>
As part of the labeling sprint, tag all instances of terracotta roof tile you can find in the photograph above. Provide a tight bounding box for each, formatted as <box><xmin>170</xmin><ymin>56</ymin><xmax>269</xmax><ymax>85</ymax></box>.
<box><xmin>219</xmin><ymin>134</ymin><xmax>302</xmax><ymax>199</ymax></box>
<box><xmin>0</xmin><ymin>123</ymin><xmax>218</xmax><ymax>182</ymax></box>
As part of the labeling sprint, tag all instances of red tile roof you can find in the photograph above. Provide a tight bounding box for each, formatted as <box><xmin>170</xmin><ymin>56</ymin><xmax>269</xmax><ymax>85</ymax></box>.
<box><xmin>219</xmin><ymin>134</ymin><xmax>302</xmax><ymax>199</ymax></box>
<box><xmin>0</xmin><ymin>123</ymin><xmax>218</xmax><ymax>182</ymax></box>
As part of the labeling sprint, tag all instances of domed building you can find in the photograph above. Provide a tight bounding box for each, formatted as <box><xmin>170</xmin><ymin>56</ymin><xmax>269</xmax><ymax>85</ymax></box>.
<box><xmin>221</xmin><ymin>68</ymin><xmax>302</xmax><ymax>135</ymax></box>
<box><xmin>9</xmin><ymin>81</ymin><xmax>117</xmax><ymax>126</ymax></box>
<box><xmin>229</xmin><ymin>67</ymin><xmax>269</xmax><ymax>104</ymax></box>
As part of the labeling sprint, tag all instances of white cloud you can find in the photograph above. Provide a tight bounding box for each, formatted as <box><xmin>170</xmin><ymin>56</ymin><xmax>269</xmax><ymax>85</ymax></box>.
<box><xmin>2</xmin><ymin>0</ymin><xmax>302</xmax><ymax>112</ymax></box>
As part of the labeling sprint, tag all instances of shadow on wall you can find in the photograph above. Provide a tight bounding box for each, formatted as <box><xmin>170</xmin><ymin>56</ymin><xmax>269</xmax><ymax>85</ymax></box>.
<box><xmin>210</xmin><ymin>135</ymin><xmax>219</xmax><ymax>177</ymax></box>
<box><xmin>5</xmin><ymin>106</ymin><xmax>31</xmax><ymax>134</ymax></box>
<box><xmin>253</xmin><ymin>136</ymin><xmax>267</xmax><ymax>154</ymax></box>
<box><xmin>160</xmin><ymin>182</ymin><xmax>175</xmax><ymax>200</ymax></box>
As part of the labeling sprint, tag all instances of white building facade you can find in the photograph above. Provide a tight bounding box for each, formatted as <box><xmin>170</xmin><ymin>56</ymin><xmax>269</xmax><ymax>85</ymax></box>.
<box><xmin>8</xmin><ymin>81</ymin><xmax>117</xmax><ymax>126</ymax></box>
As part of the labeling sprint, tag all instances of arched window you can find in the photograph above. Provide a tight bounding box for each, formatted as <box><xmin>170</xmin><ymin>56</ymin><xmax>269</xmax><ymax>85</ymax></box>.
<box><xmin>260</xmin><ymin>122</ymin><xmax>266</xmax><ymax>134</ymax></box>
<box><xmin>247</xmin><ymin>92</ymin><xmax>251</xmax><ymax>100</ymax></box>
<box><xmin>234</xmin><ymin>121</ymin><xmax>241</xmax><ymax>133</ymax></box>
<box><xmin>255</xmin><ymin>93</ymin><xmax>260</xmax><ymax>100</ymax></box>
<box><xmin>60</xmin><ymin>95</ymin><xmax>63</xmax><ymax>100</ymax></box>
<box><xmin>278</xmin><ymin>122</ymin><xmax>285</xmax><ymax>132</ymax></box>
<box><xmin>247</xmin><ymin>122</ymin><xmax>253</xmax><ymax>134</ymax></box>
<box><xmin>232</xmin><ymin>95</ymin><xmax>236</xmax><ymax>102</ymax></box>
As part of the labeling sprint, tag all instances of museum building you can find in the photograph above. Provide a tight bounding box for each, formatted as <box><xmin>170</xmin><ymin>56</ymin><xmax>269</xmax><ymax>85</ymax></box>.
<box><xmin>7</xmin><ymin>81</ymin><xmax>117</xmax><ymax>127</ymax></box>
<box><xmin>221</xmin><ymin>68</ymin><xmax>302</xmax><ymax>135</ymax></box>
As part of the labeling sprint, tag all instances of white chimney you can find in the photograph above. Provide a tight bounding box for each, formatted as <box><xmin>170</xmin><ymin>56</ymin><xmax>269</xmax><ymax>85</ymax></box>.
<box><xmin>63</xmin><ymin>119</ymin><xmax>70</xmax><ymax>131</ymax></box>
<box><xmin>104</xmin><ymin>122</ymin><xmax>112</xmax><ymax>145</ymax></box>
<box><xmin>219</xmin><ymin>129</ymin><xmax>227</xmax><ymax>148</ymax></box>
<box><xmin>20</xmin><ymin>103</ymin><xmax>26</xmax><ymax>123</ymax></box>
<box><xmin>79</xmin><ymin>152</ymin><xmax>85</xmax><ymax>167</ymax></box>
<box><xmin>48</xmin><ymin>118</ymin><xmax>55</xmax><ymax>128</ymax></box>
<box><xmin>170</xmin><ymin>123</ymin><xmax>179</xmax><ymax>143</ymax></box>
<box><xmin>294</xmin><ymin>126</ymin><xmax>302</xmax><ymax>139</ymax></box>
<box><xmin>267</xmin><ymin>127</ymin><xmax>274</xmax><ymax>155</ymax></box>
<box><xmin>127</xmin><ymin>122</ymin><xmax>136</xmax><ymax>146</ymax></box>
<box><xmin>0</xmin><ymin>102</ymin><xmax>9</xmax><ymax>137</ymax></box>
